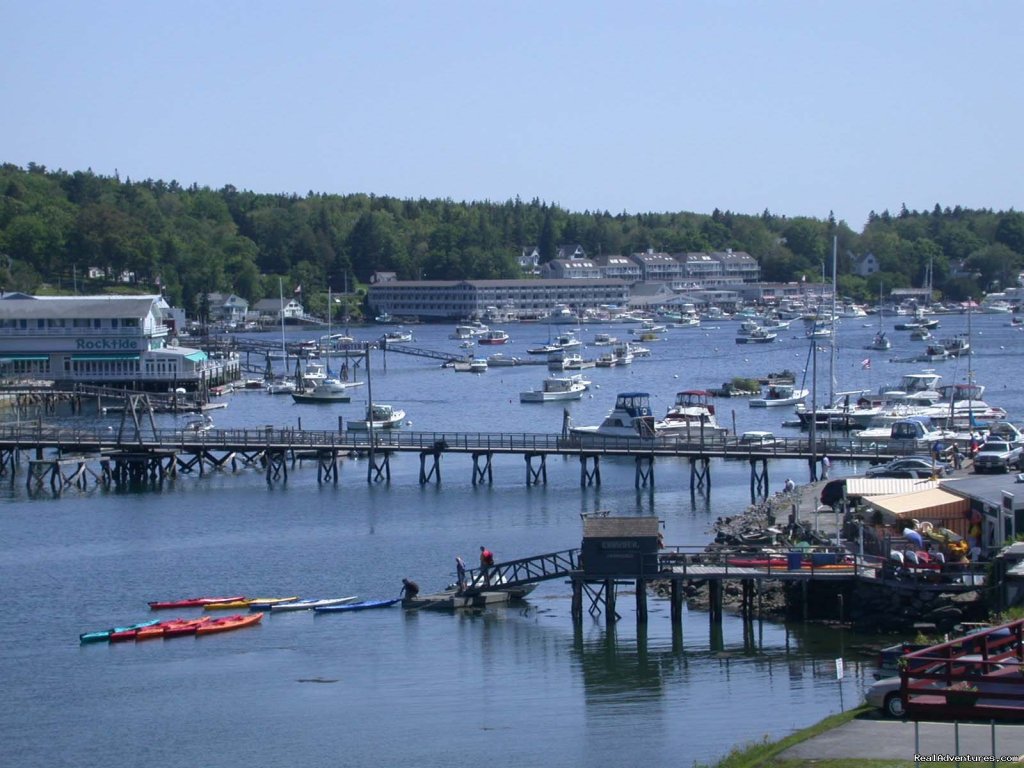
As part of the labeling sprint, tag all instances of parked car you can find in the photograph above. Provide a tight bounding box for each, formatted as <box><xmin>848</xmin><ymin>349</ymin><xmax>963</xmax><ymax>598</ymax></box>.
<box><xmin>737</xmin><ymin>430</ymin><xmax>777</xmax><ymax>447</ymax></box>
<box><xmin>973</xmin><ymin>440</ymin><xmax>1023</xmax><ymax>473</ymax></box>
<box><xmin>864</xmin><ymin>456</ymin><xmax>948</xmax><ymax>479</ymax></box>
<box><xmin>865</xmin><ymin>654</ymin><xmax>1007</xmax><ymax>718</ymax></box>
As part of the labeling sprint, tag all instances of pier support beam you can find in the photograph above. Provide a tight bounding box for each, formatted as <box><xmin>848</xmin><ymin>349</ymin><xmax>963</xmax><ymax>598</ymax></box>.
<box><xmin>419</xmin><ymin>449</ymin><xmax>442</xmax><ymax>484</ymax></box>
<box><xmin>670</xmin><ymin>579</ymin><xmax>684</xmax><ymax>627</ymax></box>
<box><xmin>471</xmin><ymin>452</ymin><xmax>493</xmax><ymax>485</ymax></box>
<box><xmin>367</xmin><ymin>450</ymin><xmax>391</xmax><ymax>483</ymax></box>
<box><xmin>635</xmin><ymin>578</ymin><xmax>648</xmax><ymax>624</ymax></box>
<box><xmin>317</xmin><ymin>450</ymin><xmax>339</xmax><ymax>484</ymax></box>
<box><xmin>634</xmin><ymin>455</ymin><xmax>654</xmax><ymax>488</ymax></box>
<box><xmin>0</xmin><ymin>447</ymin><xmax>18</xmax><ymax>478</ymax></box>
<box><xmin>579</xmin><ymin>454</ymin><xmax>600</xmax><ymax>487</ymax></box>
<box><xmin>605</xmin><ymin>579</ymin><xmax>618</xmax><ymax>627</ymax></box>
<box><xmin>749</xmin><ymin>457</ymin><xmax>769</xmax><ymax>502</ymax></box>
<box><xmin>524</xmin><ymin>453</ymin><xmax>547</xmax><ymax>486</ymax></box>
<box><xmin>689</xmin><ymin>456</ymin><xmax>711</xmax><ymax>496</ymax></box>
<box><xmin>571</xmin><ymin>577</ymin><xmax>583</xmax><ymax>624</ymax></box>
<box><xmin>265</xmin><ymin>449</ymin><xmax>288</xmax><ymax>484</ymax></box>
<box><xmin>708</xmin><ymin>580</ymin><xmax>723</xmax><ymax>625</ymax></box>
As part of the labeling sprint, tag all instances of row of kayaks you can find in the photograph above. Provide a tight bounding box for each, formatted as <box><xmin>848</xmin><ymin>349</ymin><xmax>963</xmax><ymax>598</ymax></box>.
<box><xmin>83</xmin><ymin>596</ymin><xmax>400</xmax><ymax>643</ymax></box>
<box><xmin>80</xmin><ymin>613</ymin><xmax>263</xmax><ymax>643</ymax></box>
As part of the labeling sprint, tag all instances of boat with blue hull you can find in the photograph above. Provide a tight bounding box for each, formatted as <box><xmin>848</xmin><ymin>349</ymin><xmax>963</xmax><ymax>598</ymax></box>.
<box><xmin>313</xmin><ymin>598</ymin><xmax>401</xmax><ymax>613</ymax></box>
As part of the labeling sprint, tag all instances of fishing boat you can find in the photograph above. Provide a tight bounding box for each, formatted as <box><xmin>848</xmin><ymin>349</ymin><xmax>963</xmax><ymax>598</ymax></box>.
<box><xmin>148</xmin><ymin>596</ymin><xmax>246</xmax><ymax>610</ymax></box>
<box><xmin>291</xmin><ymin>377</ymin><xmax>364</xmax><ymax>403</ymax></box>
<box><xmin>567</xmin><ymin>392</ymin><xmax>678</xmax><ymax>445</ymax></box>
<box><xmin>867</xmin><ymin>331</ymin><xmax>891</xmax><ymax>351</ymax></box>
<box><xmin>269</xmin><ymin>596</ymin><xmax>360</xmax><ymax>612</ymax></box>
<box><xmin>485</xmin><ymin>353</ymin><xmax>520</xmax><ymax>367</ymax></box>
<box><xmin>477</xmin><ymin>329</ymin><xmax>510</xmax><ymax>345</ymax></box>
<box><xmin>382</xmin><ymin>329</ymin><xmax>413</xmax><ymax>344</ymax></box>
<box><xmin>313</xmin><ymin>598</ymin><xmax>401</xmax><ymax>613</ymax></box>
<box><xmin>468</xmin><ymin>358</ymin><xmax>488</xmax><ymax>373</ymax></box>
<box><xmin>749</xmin><ymin>383</ymin><xmax>809</xmax><ymax>408</ymax></box>
<box><xmin>450</xmin><ymin>323</ymin><xmax>488</xmax><ymax>340</ymax></box>
<box><xmin>519</xmin><ymin>374</ymin><xmax>588</xmax><ymax>403</ymax></box>
<box><xmin>80</xmin><ymin>619</ymin><xmax>162</xmax><ymax>644</ymax></box>
<box><xmin>661</xmin><ymin>390</ymin><xmax>729</xmax><ymax>439</ymax></box>
<box><xmin>592</xmin><ymin>333</ymin><xmax>618</xmax><ymax>346</ymax></box>
<box><xmin>195</xmin><ymin>612</ymin><xmax>263</xmax><ymax>636</ymax></box>
<box><xmin>527</xmin><ymin>332</ymin><xmax>582</xmax><ymax>355</ymax></box>
<box><xmin>735</xmin><ymin>327</ymin><xmax>777</xmax><ymax>344</ymax></box>
<box><xmin>346</xmin><ymin>403</ymin><xmax>407</xmax><ymax>431</ymax></box>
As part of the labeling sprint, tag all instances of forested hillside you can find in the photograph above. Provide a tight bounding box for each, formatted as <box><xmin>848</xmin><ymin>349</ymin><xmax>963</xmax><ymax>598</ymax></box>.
<box><xmin>2</xmin><ymin>163</ymin><xmax>1022</xmax><ymax>317</ymax></box>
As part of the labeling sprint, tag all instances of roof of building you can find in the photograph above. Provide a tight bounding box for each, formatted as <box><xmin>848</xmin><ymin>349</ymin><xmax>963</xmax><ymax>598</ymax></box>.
<box><xmin>582</xmin><ymin>515</ymin><xmax>660</xmax><ymax>538</ymax></box>
<box><xmin>0</xmin><ymin>295</ymin><xmax>161</xmax><ymax>320</ymax></box>
<box><xmin>863</xmin><ymin>488</ymin><xmax>969</xmax><ymax>520</ymax></box>
<box><xmin>367</xmin><ymin>278</ymin><xmax>629</xmax><ymax>289</ymax></box>
<box><xmin>844</xmin><ymin>477</ymin><xmax>943</xmax><ymax>497</ymax></box>
<box><xmin>940</xmin><ymin>474</ymin><xmax>1024</xmax><ymax>509</ymax></box>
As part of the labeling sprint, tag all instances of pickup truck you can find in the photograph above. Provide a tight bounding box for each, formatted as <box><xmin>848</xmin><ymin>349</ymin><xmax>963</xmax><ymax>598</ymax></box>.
<box><xmin>973</xmin><ymin>440</ymin><xmax>1023</xmax><ymax>473</ymax></box>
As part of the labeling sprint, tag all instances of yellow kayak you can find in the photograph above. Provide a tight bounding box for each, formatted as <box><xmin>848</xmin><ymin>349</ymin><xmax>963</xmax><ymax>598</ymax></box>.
<box><xmin>204</xmin><ymin>596</ymin><xmax>298</xmax><ymax>611</ymax></box>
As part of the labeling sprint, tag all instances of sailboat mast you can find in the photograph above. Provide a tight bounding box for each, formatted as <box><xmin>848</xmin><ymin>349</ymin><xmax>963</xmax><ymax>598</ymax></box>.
<box><xmin>830</xmin><ymin>236</ymin><xmax>837</xmax><ymax>405</ymax></box>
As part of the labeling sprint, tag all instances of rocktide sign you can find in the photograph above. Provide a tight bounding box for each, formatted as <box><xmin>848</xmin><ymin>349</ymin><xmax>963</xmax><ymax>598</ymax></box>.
<box><xmin>75</xmin><ymin>338</ymin><xmax>140</xmax><ymax>350</ymax></box>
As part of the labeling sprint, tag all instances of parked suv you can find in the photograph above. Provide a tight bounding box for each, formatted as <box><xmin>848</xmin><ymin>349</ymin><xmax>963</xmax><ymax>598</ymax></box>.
<box><xmin>973</xmin><ymin>440</ymin><xmax>1023</xmax><ymax>473</ymax></box>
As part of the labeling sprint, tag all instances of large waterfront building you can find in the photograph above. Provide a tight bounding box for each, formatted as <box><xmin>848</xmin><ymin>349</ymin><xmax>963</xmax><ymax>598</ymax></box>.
<box><xmin>366</xmin><ymin>279</ymin><xmax>630</xmax><ymax>320</ymax></box>
<box><xmin>0</xmin><ymin>293</ymin><xmax>238</xmax><ymax>391</ymax></box>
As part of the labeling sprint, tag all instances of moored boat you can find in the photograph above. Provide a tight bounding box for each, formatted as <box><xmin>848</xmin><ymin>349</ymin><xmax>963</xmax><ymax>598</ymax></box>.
<box><xmin>477</xmin><ymin>329</ymin><xmax>510</xmax><ymax>345</ymax></box>
<box><xmin>749</xmin><ymin>383</ymin><xmax>809</xmax><ymax>408</ymax></box>
<box><xmin>519</xmin><ymin>374</ymin><xmax>588</xmax><ymax>403</ymax></box>
<box><xmin>269</xmin><ymin>596</ymin><xmax>360</xmax><ymax>612</ymax></box>
<box><xmin>291</xmin><ymin>378</ymin><xmax>365</xmax><ymax>403</ymax></box>
<box><xmin>148</xmin><ymin>596</ymin><xmax>246</xmax><ymax>610</ymax></box>
<box><xmin>80</xmin><ymin>619</ymin><xmax>162</xmax><ymax>644</ymax></box>
<box><xmin>195</xmin><ymin>612</ymin><xmax>264</xmax><ymax>636</ymax></box>
<box><xmin>313</xmin><ymin>598</ymin><xmax>401</xmax><ymax>613</ymax></box>
<box><xmin>662</xmin><ymin>390</ymin><xmax>729</xmax><ymax>439</ymax></box>
<box><xmin>567</xmin><ymin>392</ymin><xmax>678</xmax><ymax>445</ymax></box>
<box><xmin>346</xmin><ymin>403</ymin><xmax>407</xmax><ymax>431</ymax></box>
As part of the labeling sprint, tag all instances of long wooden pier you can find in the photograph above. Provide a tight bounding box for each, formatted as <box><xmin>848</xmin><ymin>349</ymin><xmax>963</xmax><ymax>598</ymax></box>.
<box><xmin>0</xmin><ymin>423</ymin><xmax>928</xmax><ymax>495</ymax></box>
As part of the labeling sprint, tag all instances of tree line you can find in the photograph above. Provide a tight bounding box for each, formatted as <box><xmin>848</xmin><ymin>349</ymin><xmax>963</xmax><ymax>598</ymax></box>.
<box><xmin>1</xmin><ymin>162</ymin><xmax>1022</xmax><ymax>319</ymax></box>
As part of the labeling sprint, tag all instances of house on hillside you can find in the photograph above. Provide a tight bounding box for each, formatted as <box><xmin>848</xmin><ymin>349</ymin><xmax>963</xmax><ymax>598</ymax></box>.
<box><xmin>205</xmin><ymin>292</ymin><xmax>249</xmax><ymax>326</ymax></box>
<box><xmin>252</xmin><ymin>296</ymin><xmax>304</xmax><ymax>324</ymax></box>
<box><xmin>519</xmin><ymin>247</ymin><xmax>541</xmax><ymax>274</ymax></box>
<box><xmin>711</xmin><ymin>250</ymin><xmax>760</xmax><ymax>282</ymax></box>
<box><xmin>853</xmin><ymin>252</ymin><xmax>880</xmax><ymax>277</ymax></box>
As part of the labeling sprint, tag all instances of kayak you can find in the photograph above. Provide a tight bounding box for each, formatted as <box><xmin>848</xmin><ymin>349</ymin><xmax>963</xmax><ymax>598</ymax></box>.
<box><xmin>162</xmin><ymin>617</ymin><xmax>215</xmax><ymax>638</ymax></box>
<box><xmin>205</xmin><ymin>596</ymin><xmax>299</xmax><ymax>611</ymax></box>
<box><xmin>148</xmin><ymin>596</ymin><xmax>246</xmax><ymax>610</ymax></box>
<box><xmin>270</xmin><ymin>596</ymin><xmax>359</xmax><ymax>612</ymax></box>
<box><xmin>314</xmin><ymin>598</ymin><xmax>400</xmax><ymax>614</ymax></box>
<box><xmin>136</xmin><ymin>618</ymin><xmax>196</xmax><ymax>641</ymax></box>
<box><xmin>80</xmin><ymin>619</ymin><xmax>162</xmax><ymax>644</ymax></box>
<box><xmin>195</xmin><ymin>612</ymin><xmax>263</xmax><ymax>636</ymax></box>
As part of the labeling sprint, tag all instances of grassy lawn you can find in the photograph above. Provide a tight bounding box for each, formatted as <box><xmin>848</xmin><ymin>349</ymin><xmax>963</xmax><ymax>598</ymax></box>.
<box><xmin>698</xmin><ymin>706</ymin><xmax>916</xmax><ymax>768</ymax></box>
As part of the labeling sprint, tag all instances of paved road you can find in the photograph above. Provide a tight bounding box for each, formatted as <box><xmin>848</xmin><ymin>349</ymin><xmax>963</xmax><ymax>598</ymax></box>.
<box><xmin>780</xmin><ymin>715</ymin><xmax>1024</xmax><ymax>762</ymax></box>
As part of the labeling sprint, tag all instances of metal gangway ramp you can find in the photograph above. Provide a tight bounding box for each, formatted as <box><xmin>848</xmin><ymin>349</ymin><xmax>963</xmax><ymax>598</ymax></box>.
<box><xmin>461</xmin><ymin>548</ymin><xmax>581</xmax><ymax>595</ymax></box>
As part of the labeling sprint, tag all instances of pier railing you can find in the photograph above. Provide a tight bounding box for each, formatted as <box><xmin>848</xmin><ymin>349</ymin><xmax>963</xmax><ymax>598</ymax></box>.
<box><xmin>0</xmin><ymin>423</ymin><xmax>934</xmax><ymax>461</ymax></box>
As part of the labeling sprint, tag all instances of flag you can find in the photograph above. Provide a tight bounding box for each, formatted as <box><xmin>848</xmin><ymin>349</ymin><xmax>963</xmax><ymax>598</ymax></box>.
<box><xmin>861</xmin><ymin>358</ymin><xmax>871</xmax><ymax>369</ymax></box>
<box><xmin>293</xmin><ymin>284</ymin><xmax>302</xmax><ymax>294</ymax></box>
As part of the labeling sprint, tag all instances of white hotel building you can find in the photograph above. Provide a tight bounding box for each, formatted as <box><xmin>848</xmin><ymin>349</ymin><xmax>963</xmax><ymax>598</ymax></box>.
<box><xmin>0</xmin><ymin>293</ymin><xmax>239</xmax><ymax>391</ymax></box>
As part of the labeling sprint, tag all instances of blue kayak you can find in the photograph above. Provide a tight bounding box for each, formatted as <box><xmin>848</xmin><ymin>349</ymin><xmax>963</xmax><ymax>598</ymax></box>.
<box><xmin>313</xmin><ymin>598</ymin><xmax>400</xmax><ymax>614</ymax></box>
<box><xmin>80</xmin><ymin>619</ymin><xmax>161</xmax><ymax>644</ymax></box>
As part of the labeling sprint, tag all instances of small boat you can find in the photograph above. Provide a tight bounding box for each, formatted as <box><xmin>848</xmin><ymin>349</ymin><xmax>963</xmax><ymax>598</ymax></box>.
<box><xmin>269</xmin><ymin>596</ymin><xmax>360</xmax><ymax>612</ymax></box>
<box><xmin>245</xmin><ymin>597</ymin><xmax>301</xmax><ymax>610</ymax></box>
<box><xmin>382</xmin><ymin>330</ymin><xmax>413</xmax><ymax>343</ymax></box>
<box><xmin>592</xmin><ymin>333</ymin><xmax>618</xmax><ymax>346</ymax></box>
<box><xmin>80</xmin><ymin>619</ymin><xmax>162</xmax><ymax>644</ymax></box>
<box><xmin>520</xmin><ymin>374</ymin><xmax>588</xmax><ymax>403</ymax></box>
<box><xmin>486</xmin><ymin>353</ymin><xmax>519</xmax><ymax>367</ymax></box>
<box><xmin>148</xmin><ymin>595</ymin><xmax>246</xmax><ymax>610</ymax></box>
<box><xmin>203</xmin><ymin>596</ymin><xmax>298</xmax><ymax>611</ymax></box>
<box><xmin>291</xmin><ymin>378</ymin><xmax>365</xmax><ymax>403</ymax></box>
<box><xmin>662</xmin><ymin>390</ymin><xmax>729</xmax><ymax>439</ymax></box>
<box><xmin>735</xmin><ymin>327</ymin><xmax>777</xmax><ymax>344</ymax></box>
<box><xmin>468</xmin><ymin>358</ymin><xmax>488</xmax><ymax>373</ymax></box>
<box><xmin>749</xmin><ymin>383</ymin><xmax>809</xmax><ymax>408</ymax></box>
<box><xmin>183</xmin><ymin>415</ymin><xmax>214</xmax><ymax>434</ymax></box>
<box><xmin>477</xmin><ymin>329</ymin><xmax>510</xmax><ymax>345</ymax></box>
<box><xmin>195</xmin><ymin>612</ymin><xmax>264</xmax><ymax>636</ymax></box>
<box><xmin>265</xmin><ymin>379</ymin><xmax>297</xmax><ymax>395</ymax></box>
<box><xmin>313</xmin><ymin>598</ymin><xmax>401</xmax><ymax>613</ymax></box>
<box><xmin>346</xmin><ymin>403</ymin><xmax>407</xmax><ymax>431</ymax></box>
<box><xmin>866</xmin><ymin>331</ymin><xmax>892</xmax><ymax>351</ymax></box>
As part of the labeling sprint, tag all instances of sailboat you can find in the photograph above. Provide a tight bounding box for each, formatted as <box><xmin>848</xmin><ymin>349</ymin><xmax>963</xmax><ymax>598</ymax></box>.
<box><xmin>866</xmin><ymin>284</ymin><xmax>891</xmax><ymax>351</ymax></box>
<box><xmin>292</xmin><ymin>287</ymin><xmax>365</xmax><ymax>403</ymax></box>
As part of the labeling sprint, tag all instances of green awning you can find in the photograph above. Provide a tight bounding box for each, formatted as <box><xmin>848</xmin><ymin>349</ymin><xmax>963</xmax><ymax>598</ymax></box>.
<box><xmin>0</xmin><ymin>355</ymin><xmax>48</xmax><ymax>362</ymax></box>
<box><xmin>71</xmin><ymin>354</ymin><xmax>140</xmax><ymax>362</ymax></box>
<box><xmin>185</xmin><ymin>351</ymin><xmax>208</xmax><ymax>362</ymax></box>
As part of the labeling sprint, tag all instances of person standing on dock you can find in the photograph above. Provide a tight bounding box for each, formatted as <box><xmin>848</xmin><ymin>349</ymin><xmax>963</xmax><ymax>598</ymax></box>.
<box><xmin>479</xmin><ymin>546</ymin><xmax>494</xmax><ymax>586</ymax></box>
<box><xmin>400</xmin><ymin>578</ymin><xmax>419</xmax><ymax>600</ymax></box>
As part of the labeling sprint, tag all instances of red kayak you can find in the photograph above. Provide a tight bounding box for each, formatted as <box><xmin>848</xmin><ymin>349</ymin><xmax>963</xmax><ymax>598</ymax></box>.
<box><xmin>162</xmin><ymin>617</ymin><xmax>215</xmax><ymax>638</ymax></box>
<box><xmin>195</xmin><ymin>612</ymin><xmax>263</xmax><ymax>636</ymax></box>
<box><xmin>147</xmin><ymin>596</ymin><xmax>246</xmax><ymax>610</ymax></box>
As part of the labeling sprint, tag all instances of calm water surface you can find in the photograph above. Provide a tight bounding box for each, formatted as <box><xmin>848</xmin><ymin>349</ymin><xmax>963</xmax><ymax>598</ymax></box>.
<box><xmin>1</xmin><ymin>314</ymin><xmax>1021</xmax><ymax>767</ymax></box>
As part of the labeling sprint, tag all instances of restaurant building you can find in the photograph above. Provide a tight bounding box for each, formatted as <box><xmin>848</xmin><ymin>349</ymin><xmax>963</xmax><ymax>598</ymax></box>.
<box><xmin>0</xmin><ymin>293</ymin><xmax>239</xmax><ymax>391</ymax></box>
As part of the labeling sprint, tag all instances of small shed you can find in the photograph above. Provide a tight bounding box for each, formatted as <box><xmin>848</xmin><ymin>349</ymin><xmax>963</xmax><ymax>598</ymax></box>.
<box><xmin>581</xmin><ymin>515</ymin><xmax>661</xmax><ymax>577</ymax></box>
<box><xmin>863</xmin><ymin>488</ymin><xmax>971</xmax><ymax>538</ymax></box>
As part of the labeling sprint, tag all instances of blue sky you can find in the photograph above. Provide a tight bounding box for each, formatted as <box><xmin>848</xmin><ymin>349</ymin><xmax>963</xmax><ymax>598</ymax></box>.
<box><xmin>3</xmin><ymin>1</ymin><xmax>1022</xmax><ymax>230</ymax></box>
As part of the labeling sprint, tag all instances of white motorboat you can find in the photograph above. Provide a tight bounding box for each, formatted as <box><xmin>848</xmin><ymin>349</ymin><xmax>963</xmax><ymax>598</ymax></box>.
<box><xmin>477</xmin><ymin>329</ymin><xmax>510</xmax><ymax>345</ymax></box>
<box><xmin>866</xmin><ymin>331</ymin><xmax>892</xmax><ymax>351</ymax></box>
<box><xmin>291</xmin><ymin>378</ymin><xmax>365</xmax><ymax>403</ymax></box>
<box><xmin>486</xmin><ymin>353</ymin><xmax>520</xmax><ymax>367</ymax></box>
<box><xmin>469</xmin><ymin>358</ymin><xmax>488</xmax><ymax>373</ymax></box>
<box><xmin>735</xmin><ymin>327</ymin><xmax>777</xmax><ymax>344</ymax></box>
<box><xmin>346</xmin><ymin>403</ymin><xmax>407</xmax><ymax>431</ymax></box>
<box><xmin>527</xmin><ymin>332</ymin><xmax>582</xmax><ymax>356</ymax></box>
<box><xmin>450</xmin><ymin>323</ymin><xmax>488</xmax><ymax>340</ymax></box>
<box><xmin>567</xmin><ymin>392</ymin><xmax>677</xmax><ymax>445</ymax></box>
<box><xmin>519</xmin><ymin>374</ymin><xmax>588</xmax><ymax>403</ymax></box>
<box><xmin>662</xmin><ymin>390</ymin><xmax>729</xmax><ymax>439</ymax></box>
<box><xmin>183</xmin><ymin>414</ymin><xmax>214</xmax><ymax>434</ymax></box>
<box><xmin>592</xmin><ymin>333</ymin><xmax>618</xmax><ymax>346</ymax></box>
<box><xmin>265</xmin><ymin>379</ymin><xmax>297</xmax><ymax>395</ymax></box>
<box><xmin>382</xmin><ymin>330</ymin><xmax>413</xmax><ymax>344</ymax></box>
<box><xmin>854</xmin><ymin>416</ymin><xmax>956</xmax><ymax>446</ymax></box>
<box><xmin>749</xmin><ymin>383</ymin><xmax>809</xmax><ymax>408</ymax></box>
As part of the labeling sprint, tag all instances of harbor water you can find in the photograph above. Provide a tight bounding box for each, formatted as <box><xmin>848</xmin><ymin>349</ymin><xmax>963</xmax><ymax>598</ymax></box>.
<box><xmin>1</xmin><ymin>313</ymin><xmax>1021</xmax><ymax>767</ymax></box>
